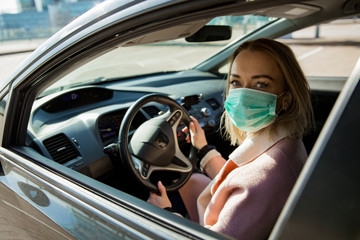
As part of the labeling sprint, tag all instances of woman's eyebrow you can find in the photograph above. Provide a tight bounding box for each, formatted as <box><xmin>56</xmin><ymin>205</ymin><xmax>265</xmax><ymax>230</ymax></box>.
<box><xmin>252</xmin><ymin>75</ymin><xmax>274</xmax><ymax>81</ymax></box>
<box><xmin>230</xmin><ymin>73</ymin><xmax>240</xmax><ymax>78</ymax></box>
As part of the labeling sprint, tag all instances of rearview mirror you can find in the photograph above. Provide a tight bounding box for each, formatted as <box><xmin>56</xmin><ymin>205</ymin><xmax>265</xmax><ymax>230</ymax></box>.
<box><xmin>186</xmin><ymin>25</ymin><xmax>232</xmax><ymax>42</ymax></box>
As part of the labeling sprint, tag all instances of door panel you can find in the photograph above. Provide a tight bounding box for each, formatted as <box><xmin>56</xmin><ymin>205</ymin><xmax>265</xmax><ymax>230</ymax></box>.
<box><xmin>0</xmin><ymin>174</ymin><xmax>74</xmax><ymax>239</ymax></box>
<box><xmin>0</xmin><ymin>154</ymin><xmax>145</xmax><ymax>240</ymax></box>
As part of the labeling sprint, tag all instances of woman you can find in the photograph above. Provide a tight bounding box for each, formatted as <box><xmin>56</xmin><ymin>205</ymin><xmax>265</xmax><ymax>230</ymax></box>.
<box><xmin>148</xmin><ymin>38</ymin><xmax>314</xmax><ymax>239</ymax></box>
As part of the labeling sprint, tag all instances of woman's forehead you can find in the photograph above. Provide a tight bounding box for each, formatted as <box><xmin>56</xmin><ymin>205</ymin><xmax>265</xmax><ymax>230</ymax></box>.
<box><xmin>231</xmin><ymin>50</ymin><xmax>283</xmax><ymax>78</ymax></box>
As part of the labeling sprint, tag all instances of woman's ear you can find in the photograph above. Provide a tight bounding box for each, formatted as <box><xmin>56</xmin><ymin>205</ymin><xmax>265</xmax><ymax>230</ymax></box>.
<box><xmin>282</xmin><ymin>92</ymin><xmax>292</xmax><ymax>111</ymax></box>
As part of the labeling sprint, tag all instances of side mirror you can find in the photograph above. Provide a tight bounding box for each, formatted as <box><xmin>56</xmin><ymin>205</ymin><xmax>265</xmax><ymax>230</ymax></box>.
<box><xmin>186</xmin><ymin>25</ymin><xmax>232</xmax><ymax>42</ymax></box>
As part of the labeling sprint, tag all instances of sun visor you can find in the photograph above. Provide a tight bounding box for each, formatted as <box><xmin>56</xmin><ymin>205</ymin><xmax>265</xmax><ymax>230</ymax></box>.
<box><xmin>123</xmin><ymin>19</ymin><xmax>210</xmax><ymax>46</ymax></box>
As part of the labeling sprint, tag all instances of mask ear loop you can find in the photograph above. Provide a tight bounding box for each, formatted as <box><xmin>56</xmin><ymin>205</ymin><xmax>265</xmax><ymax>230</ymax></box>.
<box><xmin>278</xmin><ymin>91</ymin><xmax>287</xmax><ymax>98</ymax></box>
<box><xmin>276</xmin><ymin>108</ymin><xmax>284</xmax><ymax>116</ymax></box>
<box><xmin>276</xmin><ymin>91</ymin><xmax>288</xmax><ymax>116</ymax></box>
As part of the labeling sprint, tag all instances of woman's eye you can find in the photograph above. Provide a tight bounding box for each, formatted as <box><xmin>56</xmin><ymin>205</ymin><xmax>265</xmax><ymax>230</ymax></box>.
<box><xmin>230</xmin><ymin>80</ymin><xmax>241</xmax><ymax>87</ymax></box>
<box><xmin>256</xmin><ymin>82</ymin><xmax>268</xmax><ymax>88</ymax></box>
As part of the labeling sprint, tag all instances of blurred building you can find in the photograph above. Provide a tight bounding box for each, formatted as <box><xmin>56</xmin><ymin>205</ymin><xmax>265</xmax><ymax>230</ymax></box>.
<box><xmin>0</xmin><ymin>0</ymin><xmax>104</xmax><ymax>41</ymax></box>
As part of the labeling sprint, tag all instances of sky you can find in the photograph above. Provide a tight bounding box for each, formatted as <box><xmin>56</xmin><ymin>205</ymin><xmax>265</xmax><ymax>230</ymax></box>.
<box><xmin>0</xmin><ymin>0</ymin><xmax>20</xmax><ymax>13</ymax></box>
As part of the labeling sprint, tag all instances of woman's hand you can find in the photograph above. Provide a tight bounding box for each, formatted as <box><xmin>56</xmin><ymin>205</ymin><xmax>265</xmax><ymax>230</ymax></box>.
<box><xmin>183</xmin><ymin>116</ymin><xmax>208</xmax><ymax>151</ymax></box>
<box><xmin>147</xmin><ymin>181</ymin><xmax>172</xmax><ymax>209</ymax></box>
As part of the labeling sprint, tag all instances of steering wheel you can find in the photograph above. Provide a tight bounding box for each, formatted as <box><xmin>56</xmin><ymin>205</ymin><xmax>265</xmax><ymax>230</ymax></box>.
<box><xmin>118</xmin><ymin>94</ymin><xmax>197</xmax><ymax>192</ymax></box>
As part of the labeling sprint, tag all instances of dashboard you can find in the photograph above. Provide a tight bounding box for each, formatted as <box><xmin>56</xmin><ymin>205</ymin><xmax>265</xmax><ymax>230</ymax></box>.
<box><xmin>28</xmin><ymin>71</ymin><xmax>226</xmax><ymax>181</ymax></box>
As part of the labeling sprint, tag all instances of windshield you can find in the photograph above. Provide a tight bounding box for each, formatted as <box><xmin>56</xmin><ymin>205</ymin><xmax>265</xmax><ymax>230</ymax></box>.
<box><xmin>42</xmin><ymin>15</ymin><xmax>275</xmax><ymax>96</ymax></box>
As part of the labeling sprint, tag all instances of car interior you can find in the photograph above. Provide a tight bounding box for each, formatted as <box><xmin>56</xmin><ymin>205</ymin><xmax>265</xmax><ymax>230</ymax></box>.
<box><xmin>6</xmin><ymin>0</ymin><xmax>359</xmax><ymax>237</ymax></box>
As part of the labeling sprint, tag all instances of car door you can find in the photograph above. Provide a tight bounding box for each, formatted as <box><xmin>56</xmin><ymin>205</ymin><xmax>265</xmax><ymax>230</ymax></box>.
<box><xmin>0</xmin><ymin>74</ymin><xmax>225</xmax><ymax>238</ymax></box>
<box><xmin>0</xmin><ymin>86</ymin><xmax>224</xmax><ymax>239</ymax></box>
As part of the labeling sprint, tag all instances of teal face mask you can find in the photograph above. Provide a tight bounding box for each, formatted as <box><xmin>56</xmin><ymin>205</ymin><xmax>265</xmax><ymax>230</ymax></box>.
<box><xmin>224</xmin><ymin>88</ymin><xmax>280</xmax><ymax>132</ymax></box>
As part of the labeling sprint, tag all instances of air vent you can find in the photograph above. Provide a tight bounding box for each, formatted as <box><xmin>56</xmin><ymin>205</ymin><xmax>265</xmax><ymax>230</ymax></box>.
<box><xmin>142</xmin><ymin>105</ymin><xmax>160</xmax><ymax>117</ymax></box>
<box><xmin>43</xmin><ymin>133</ymin><xmax>80</xmax><ymax>164</ymax></box>
<box><xmin>206</xmin><ymin>98</ymin><xmax>220</xmax><ymax>110</ymax></box>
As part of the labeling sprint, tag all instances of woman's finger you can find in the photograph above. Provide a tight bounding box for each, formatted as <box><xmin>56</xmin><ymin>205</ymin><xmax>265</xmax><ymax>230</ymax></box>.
<box><xmin>189</xmin><ymin>121</ymin><xmax>196</xmax><ymax>134</ymax></box>
<box><xmin>157</xmin><ymin>181</ymin><xmax>167</xmax><ymax>196</ymax></box>
<box><xmin>190</xmin><ymin>116</ymin><xmax>201</xmax><ymax>131</ymax></box>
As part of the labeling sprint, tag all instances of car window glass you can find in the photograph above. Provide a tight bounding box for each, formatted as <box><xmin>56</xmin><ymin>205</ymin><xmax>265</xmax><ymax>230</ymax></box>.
<box><xmin>39</xmin><ymin>15</ymin><xmax>275</xmax><ymax>97</ymax></box>
<box><xmin>219</xmin><ymin>18</ymin><xmax>360</xmax><ymax>80</ymax></box>
<box><xmin>278</xmin><ymin>18</ymin><xmax>360</xmax><ymax>78</ymax></box>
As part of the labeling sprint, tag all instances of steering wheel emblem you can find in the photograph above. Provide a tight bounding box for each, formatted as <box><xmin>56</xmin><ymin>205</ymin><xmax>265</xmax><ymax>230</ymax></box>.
<box><xmin>155</xmin><ymin>132</ymin><xmax>169</xmax><ymax>148</ymax></box>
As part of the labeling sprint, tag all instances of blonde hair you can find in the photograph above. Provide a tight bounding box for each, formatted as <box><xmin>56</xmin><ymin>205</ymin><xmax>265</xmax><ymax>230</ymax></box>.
<box><xmin>221</xmin><ymin>38</ymin><xmax>315</xmax><ymax>146</ymax></box>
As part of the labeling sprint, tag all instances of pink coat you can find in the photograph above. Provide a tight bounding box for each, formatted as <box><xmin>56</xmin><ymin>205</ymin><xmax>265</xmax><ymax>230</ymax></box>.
<box><xmin>197</xmin><ymin>130</ymin><xmax>307</xmax><ymax>239</ymax></box>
